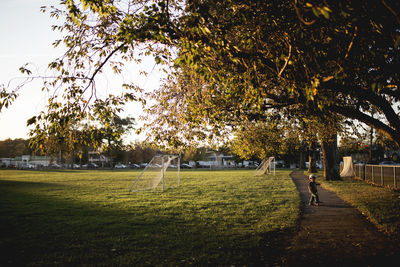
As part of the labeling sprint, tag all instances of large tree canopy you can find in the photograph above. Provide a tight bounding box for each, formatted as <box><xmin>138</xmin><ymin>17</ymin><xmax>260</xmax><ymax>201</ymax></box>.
<box><xmin>146</xmin><ymin>0</ymin><xmax>400</xmax><ymax>147</ymax></box>
<box><xmin>0</xmin><ymin>0</ymin><xmax>399</xmax><ymax>152</ymax></box>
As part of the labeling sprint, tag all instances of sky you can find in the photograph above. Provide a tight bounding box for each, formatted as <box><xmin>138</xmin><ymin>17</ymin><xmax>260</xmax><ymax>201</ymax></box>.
<box><xmin>0</xmin><ymin>0</ymin><xmax>164</xmax><ymax>142</ymax></box>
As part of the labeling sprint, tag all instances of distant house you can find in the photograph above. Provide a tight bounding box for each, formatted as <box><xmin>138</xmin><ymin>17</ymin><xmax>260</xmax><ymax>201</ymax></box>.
<box><xmin>197</xmin><ymin>153</ymin><xmax>236</xmax><ymax>168</ymax></box>
<box><xmin>29</xmin><ymin>156</ymin><xmax>52</xmax><ymax>167</ymax></box>
<box><xmin>0</xmin><ymin>158</ymin><xmax>13</xmax><ymax>168</ymax></box>
<box><xmin>88</xmin><ymin>151</ymin><xmax>110</xmax><ymax>167</ymax></box>
<box><xmin>11</xmin><ymin>155</ymin><xmax>51</xmax><ymax>169</ymax></box>
<box><xmin>221</xmin><ymin>155</ymin><xmax>236</xmax><ymax>167</ymax></box>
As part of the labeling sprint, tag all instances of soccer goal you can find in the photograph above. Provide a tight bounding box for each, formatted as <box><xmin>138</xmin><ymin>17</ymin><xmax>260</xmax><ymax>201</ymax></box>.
<box><xmin>340</xmin><ymin>156</ymin><xmax>355</xmax><ymax>177</ymax></box>
<box><xmin>129</xmin><ymin>155</ymin><xmax>181</xmax><ymax>192</ymax></box>
<box><xmin>206</xmin><ymin>151</ymin><xmax>222</xmax><ymax>170</ymax></box>
<box><xmin>254</xmin><ymin>157</ymin><xmax>276</xmax><ymax>176</ymax></box>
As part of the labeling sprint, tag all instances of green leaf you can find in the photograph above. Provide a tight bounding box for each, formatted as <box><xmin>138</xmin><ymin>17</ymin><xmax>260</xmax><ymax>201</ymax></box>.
<box><xmin>27</xmin><ymin>116</ymin><xmax>37</xmax><ymax>126</ymax></box>
<box><xmin>394</xmin><ymin>35</ymin><xmax>400</xmax><ymax>49</ymax></box>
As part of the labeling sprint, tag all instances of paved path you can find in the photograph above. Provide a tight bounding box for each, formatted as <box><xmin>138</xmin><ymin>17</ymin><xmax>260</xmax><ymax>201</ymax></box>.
<box><xmin>284</xmin><ymin>171</ymin><xmax>400</xmax><ymax>266</ymax></box>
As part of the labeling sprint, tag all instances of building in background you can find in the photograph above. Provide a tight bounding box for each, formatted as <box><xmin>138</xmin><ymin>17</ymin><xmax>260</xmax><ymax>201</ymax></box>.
<box><xmin>1</xmin><ymin>155</ymin><xmax>51</xmax><ymax>169</ymax></box>
<box><xmin>88</xmin><ymin>151</ymin><xmax>110</xmax><ymax>167</ymax></box>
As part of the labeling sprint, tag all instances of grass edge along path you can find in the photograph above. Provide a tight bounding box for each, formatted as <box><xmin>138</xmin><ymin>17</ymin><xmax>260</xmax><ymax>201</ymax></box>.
<box><xmin>318</xmin><ymin>173</ymin><xmax>400</xmax><ymax>241</ymax></box>
<box><xmin>0</xmin><ymin>169</ymin><xmax>300</xmax><ymax>266</ymax></box>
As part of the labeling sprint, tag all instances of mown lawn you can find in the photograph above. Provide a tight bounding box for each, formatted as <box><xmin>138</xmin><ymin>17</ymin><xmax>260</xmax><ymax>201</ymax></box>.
<box><xmin>0</xmin><ymin>169</ymin><xmax>300</xmax><ymax>266</ymax></box>
<box><xmin>320</xmin><ymin>175</ymin><xmax>400</xmax><ymax>240</ymax></box>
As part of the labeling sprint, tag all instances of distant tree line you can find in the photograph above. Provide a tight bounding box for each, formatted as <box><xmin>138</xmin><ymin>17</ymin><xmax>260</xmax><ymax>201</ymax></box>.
<box><xmin>0</xmin><ymin>139</ymin><xmax>32</xmax><ymax>158</ymax></box>
<box><xmin>0</xmin><ymin>138</ymin><xmax>157</xmax><ymax>166</ymax></box>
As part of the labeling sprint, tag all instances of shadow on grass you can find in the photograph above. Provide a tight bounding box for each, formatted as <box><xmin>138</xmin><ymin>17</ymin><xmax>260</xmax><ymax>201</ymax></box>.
<box><xmin>0</xmin><ymin>180</ymin><xmax>292</xmax><ymax>266</ymax></box>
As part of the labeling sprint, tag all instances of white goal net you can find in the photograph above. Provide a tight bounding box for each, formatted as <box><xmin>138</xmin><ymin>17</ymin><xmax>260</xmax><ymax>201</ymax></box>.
<box><xmin>340</xmin><ymin>156</ymin><xmax>355</xmax><ymax>177</ymax></box>
<box><xmin>129</xmin><ymin>155</ymin><xmax>180</xmax><ymax>192</ymax></box>
<box><xmin>254</xmin><ymin>157</ymin><xmax>275</xmax><ymax>176</ymax></box>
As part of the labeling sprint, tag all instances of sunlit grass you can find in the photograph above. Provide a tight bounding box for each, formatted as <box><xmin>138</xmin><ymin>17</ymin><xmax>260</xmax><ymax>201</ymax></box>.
<box><xmin>0</xmin><ymin>169</ymin><xmax>299</xmax><ymax>266</ymax></box>
<box><xmin>319</xmin><ymin>175</ymin><xmax>400</xmax><ymax>239</ymax></box>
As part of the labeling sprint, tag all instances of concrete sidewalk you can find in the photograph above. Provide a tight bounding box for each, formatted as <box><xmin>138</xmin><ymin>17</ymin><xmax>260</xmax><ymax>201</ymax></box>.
<box><xmin>284</xmin><ymin>171</ymin><xmax>400</xmax><ymax>266</ymax></box>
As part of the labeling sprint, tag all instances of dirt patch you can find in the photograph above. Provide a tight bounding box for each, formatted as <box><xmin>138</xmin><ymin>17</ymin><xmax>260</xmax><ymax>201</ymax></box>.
<box><xmin>283</xmin><ymin>171</ymin><xmax>400</xmax><ymax>266</ymax></box>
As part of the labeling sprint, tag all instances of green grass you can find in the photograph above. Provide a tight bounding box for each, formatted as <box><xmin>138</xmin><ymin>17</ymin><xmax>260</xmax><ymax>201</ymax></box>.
<box><xmin>0</xmin><ymin>169</ymin><xmax>299</xmax><ymax>266</ymax></box>
<box><xmin>319</xmin><ymin>175</ymin><xmax>400</xmax><ymax>240</ymax></box>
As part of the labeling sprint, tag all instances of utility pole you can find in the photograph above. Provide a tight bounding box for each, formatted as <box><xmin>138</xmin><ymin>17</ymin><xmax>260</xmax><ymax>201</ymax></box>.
<box><xmin>369</xmin><ymin>111</ymin><xmax>374</xmax><ymax>163</ymax></box>
<box><xmin>369</xmin><ymin>127</ymin><xmax>373</xmax><ymax>163</ymax></box>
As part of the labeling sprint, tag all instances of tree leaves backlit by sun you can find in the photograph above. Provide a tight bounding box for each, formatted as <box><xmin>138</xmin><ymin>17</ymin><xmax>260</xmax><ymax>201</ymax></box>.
<box><xmin>0</xmin><ymin>0</ymin><xmax>399</xmax><ymax>156</ymax></box>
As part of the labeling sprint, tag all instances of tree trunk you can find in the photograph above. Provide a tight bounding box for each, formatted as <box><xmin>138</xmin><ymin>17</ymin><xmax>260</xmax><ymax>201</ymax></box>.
<box><xmin>70</xmin><ymin>150</ymin><xmax>74</xmax><ymax>169</ymax></box>
<box><xmin>299</xmin><ymin>142</ymin><xmax>306</xmax><ymax>169</ymax></box>
<box><xmin>308</xmin><ymin>141</ymin><xmax>318</xmax><ymax>173</ymax></box>
<box><xmin>321</xmin><ymin>134</ymin><xmax>341</xmax><ymax>181</ymax></box>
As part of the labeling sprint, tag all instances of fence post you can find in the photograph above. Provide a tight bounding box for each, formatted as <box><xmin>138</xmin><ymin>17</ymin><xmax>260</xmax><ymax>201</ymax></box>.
<box><xmin>381</xmin><ymin>166</ymin><xmax>384</xmax><ymax>186</ymax></box>
<box><xmin>395</xmin><ymin>166</ymin><xmax>397</xmax><ymax>189</ymax></box>
<box><xmin>372</xmin><ymin>165</ymin><xmax>374</xmax><ymax>183</ymax></box>
<box><xmin>363</xmin><ymin>164</ymin><xmax>366</xmax><ymax>180</ymax></box>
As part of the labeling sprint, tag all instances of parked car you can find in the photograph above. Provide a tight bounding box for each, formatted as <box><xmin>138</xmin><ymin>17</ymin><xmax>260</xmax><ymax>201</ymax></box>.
<box><xmin>83</xmin><ymin>163</ymin><xmax>98</xmax><ymax>168</ymax></box>
<box><xmin>379</xmin><ymin>161</ymin><xmax>398</xmax><ymax>165</ymax></box>
<box><xmin>180</xmin><ymin>163</ymin><xmax>192</xmax><ymax>169</ymax></box>
<box><xmin>50</xmin><ymin>163</ymin><xmax>61</xmax><ymax>169</ymax></box>
<box><xmin>115</xmin><ymin>163</ymin><xmax>127</xmax><ymax>169</ymax></box>
<box><xmin>305</xmin><ymin>162</ymin><xmax>323</xmax><ymax>169</ymax></box>
<box><xmin>129</xmin><ymin>163</ymin><xmax>140</xmax><ymax>169</ymax></box>
<box><xmin>140</xmin><ymin>163</ymin><xmax>148</xmax><ymax>168</ymax></box>
<box><xmin>22</xmin><ymin>164</ymin><xmax>35</xmax><ymax>169</ymax></box>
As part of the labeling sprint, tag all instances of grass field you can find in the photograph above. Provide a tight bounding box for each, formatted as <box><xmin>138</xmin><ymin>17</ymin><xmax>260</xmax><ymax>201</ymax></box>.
<box><xmin>0</xmin><ymin>169</ymin><xmax>299</xmax><ymax>266</ymax></box>
<box><xmin>319</xmin><ymin>175</ymin><xmax>400</xmax><ymax>240</ymax></box>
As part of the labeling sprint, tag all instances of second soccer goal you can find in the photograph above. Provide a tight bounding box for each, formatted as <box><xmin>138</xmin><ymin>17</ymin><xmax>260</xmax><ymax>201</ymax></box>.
<box><xmin>129</xmin><ymin>155</ymin><xmax>181</xmax><ymax>192</ymax></box>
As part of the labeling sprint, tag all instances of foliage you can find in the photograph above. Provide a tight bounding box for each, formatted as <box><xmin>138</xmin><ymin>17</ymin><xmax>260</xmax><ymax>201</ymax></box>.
<box><xmin>100</xmin><ymin>115</ymin><xmax>135</xmax><ymax>166</ymax></box>
<box><xmin>0</xmin><ymin>139</ymin><xmax>32</xmax><ymax>158</ymax></box>
<box><xmin>339</xmin><ymin>135</ymin><xmax>368</xmax><ymax>156</ymax></box>
<box><xmin>146</xmin><ymin>0</ymin><xmax>400</xmax><ymax>147</ymax></box>
<box><xmin>1</xmin><ymin>0</ymin><xmax>399</xmax><ymax>152</ymax></box>
<box><xmin>0</xmin><ymin>86</ymin><xmax>18</xmax><ymax>112</ymax></box>
<box><xmin>230</xmin><ymin>120</ymin><xmax>296</xmax><ymax>161</ymax></box>
<box><xmin>0</xmin><ymin>169</ymin><xmax>299</xmax><ymax>266</ymax></box>
<box><xmin>126</xmin><ymin>140</ymin><xmax>157</xmax><ymax>164</ymax></box>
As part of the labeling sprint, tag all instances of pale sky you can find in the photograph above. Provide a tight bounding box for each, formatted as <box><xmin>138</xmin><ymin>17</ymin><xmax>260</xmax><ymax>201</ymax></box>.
<box><xmin>0</xmin><ymin>0</ymin><xmax>163</xmax><ymax>142</ymax></box>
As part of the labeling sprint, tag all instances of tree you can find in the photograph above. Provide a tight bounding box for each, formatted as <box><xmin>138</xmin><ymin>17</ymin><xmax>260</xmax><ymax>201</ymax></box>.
<box><xmin>144</xmin><ymin>0</ymin><xmax>397</xmax><ymax>179</ymax></box>
<box><xmin>127</xmin><ymin>141</ymin><xmax>157</xmax><ymax>164</ymax></box>
<box><xmin>230</xmin><ymin>117</ymin><xmax>304</xmax><ymax>165</ymax></box>
<box><xmin>230</xmin><ymin>121</ymin><xmax>283</xmax><ymax>161</ymax></box>
<box><xmin>1</xmin><ymin>1</ymin><xmax>399</xmax><ymax>173</ymax></box>
<box><xmin>0</xmin><ymin>139</ymin><xmax>32</xmax><ymax>158</ymax></box>
<box><xmin>100</xmin><ymin>115</ymin><xmax>135</xmax><ymax>167</ymax></box>
<box><xmin>166</xmin><ymin>0</ymin><xmax>400</xmax><ymax>146</ymax></box>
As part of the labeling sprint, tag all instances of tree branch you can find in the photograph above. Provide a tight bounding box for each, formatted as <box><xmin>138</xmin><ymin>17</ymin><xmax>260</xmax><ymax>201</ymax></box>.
<box><xmin>382</xmin><ymin>0</ymin><xmax>400</xmax><ymax>25</ymax></box>
<box><xmin>294</xmin><ymin>3</ymin><xmax>316</xmax><ymax>26</ymax></box>
<box><xmin>323</xmin><ymin>81</ymin><xmax>400</xmax><ymax>132</ymax></box>
<box><xmin>328</xmin><ymin>104</ymin><xmax>400</xmax><ymax>147</ymax></box>
<box><xmin>345</xmin><ymin>26</ymin><xmax>357</xmax><ymax>59</ymax></box>
<box><xmin>278</xmin><ymin>43</ymin><xmax>292</xmax><ymax>77</ymax></box>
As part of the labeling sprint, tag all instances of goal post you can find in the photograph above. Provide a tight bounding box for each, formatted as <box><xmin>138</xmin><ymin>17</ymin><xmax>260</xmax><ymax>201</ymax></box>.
<box><xmin>129</xmin><ymin>154</ymin><xmax>181</xmax><ymax>192</ymax></box>
<box><xmin>254</xmin><ymin>157</ymin><xmax>276</xmax><ymax>176</ymax></box>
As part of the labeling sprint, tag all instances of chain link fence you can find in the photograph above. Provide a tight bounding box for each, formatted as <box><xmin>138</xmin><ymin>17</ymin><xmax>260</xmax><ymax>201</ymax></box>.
<box><xmin>353</xmin><ymin>164</ymin><xmax>400</xmax><ymax>189</ymax></box>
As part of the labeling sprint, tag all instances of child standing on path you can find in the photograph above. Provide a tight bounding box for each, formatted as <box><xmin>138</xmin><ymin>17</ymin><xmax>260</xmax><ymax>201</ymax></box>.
<box><xmin>308</xmin><ymin>174</ymin><xmax>321</xmax><ymax>206</ymax></box>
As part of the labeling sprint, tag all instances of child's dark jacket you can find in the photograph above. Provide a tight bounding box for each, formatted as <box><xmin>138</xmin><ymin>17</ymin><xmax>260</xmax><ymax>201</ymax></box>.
<box><xmin>308</xmin><ymin>181</ymin><xmax>318</xmax><ymax>194</ymax></box>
